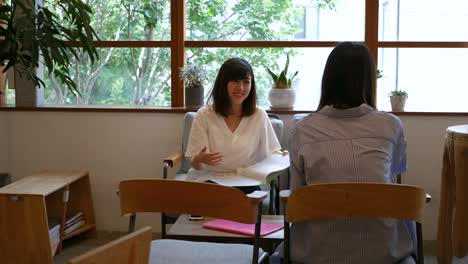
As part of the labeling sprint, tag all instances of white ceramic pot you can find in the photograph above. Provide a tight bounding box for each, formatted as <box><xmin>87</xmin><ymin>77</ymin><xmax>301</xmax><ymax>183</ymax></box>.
<box><xmin>269</xmin><ymin>88</ymin><xmax>296</xmax><ymax>109</ymax></box>
<box><xmin>390</xmin><ymin>95</ymin><xmax>408</xmax><ymax>112</ymax></box>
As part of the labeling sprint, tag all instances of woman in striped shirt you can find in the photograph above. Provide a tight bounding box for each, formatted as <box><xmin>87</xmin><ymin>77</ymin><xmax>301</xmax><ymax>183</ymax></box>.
<box><xmin>273</xmin><ymin>42</ymin><xmax>414</xmax><ymax>264</ymax></box>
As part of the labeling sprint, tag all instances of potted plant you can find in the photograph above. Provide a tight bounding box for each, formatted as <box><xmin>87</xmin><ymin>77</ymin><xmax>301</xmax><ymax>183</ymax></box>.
<box><xmin>0</xmin><ymin>0</ymin><xmax>98</xmax><ymax>106</ymax></box>
<box><xmin>266</xmin><ymin>54</ymin><xmax>298</xmax><ymax>109</ymax></box>
<box><xmin>389</xmin><ymin>89</ymin><xmax>408</xmax><ymax>112</ymax></box>
<box><xmin>377</xmin><ymin>69</ymin><xmax>408</xmax><ymax>112</ymax></box>
<box><xmin>179</xmin><ymin>64</ymin><xmax>207</xmax><ymax>108</ymax></box>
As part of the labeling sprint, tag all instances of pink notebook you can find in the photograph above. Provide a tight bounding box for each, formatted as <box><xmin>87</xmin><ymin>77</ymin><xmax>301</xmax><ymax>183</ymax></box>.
<box><xmin>202</xmin><ymin>219</ymin><xmax>283</xmax><ymax>237</ymax></box>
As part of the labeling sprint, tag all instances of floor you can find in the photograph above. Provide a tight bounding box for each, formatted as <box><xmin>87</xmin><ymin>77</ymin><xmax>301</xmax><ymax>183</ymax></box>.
<box><xmin>54</xmin><ymin>231</ymin><xmax>468</xmax><ymax>264</ymax></box>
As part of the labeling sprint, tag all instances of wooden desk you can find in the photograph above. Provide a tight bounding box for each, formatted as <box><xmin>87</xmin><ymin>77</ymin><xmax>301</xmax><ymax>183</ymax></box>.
<box><xmin>167</xmin><ymin>214</ymin><xmax>284</xmax><ymax>243</ymax></box>
<box><xmin>437</xmin><ymin>125</ymin><xmax>468</xmax><ymax>264</ymax></box>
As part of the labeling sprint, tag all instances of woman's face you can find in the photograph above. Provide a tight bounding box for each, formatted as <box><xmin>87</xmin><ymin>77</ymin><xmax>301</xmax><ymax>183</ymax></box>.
<box><xmin>227</xmin><ymin>75</ymin><xmax>251</xmax><ymax>106</ymax></box>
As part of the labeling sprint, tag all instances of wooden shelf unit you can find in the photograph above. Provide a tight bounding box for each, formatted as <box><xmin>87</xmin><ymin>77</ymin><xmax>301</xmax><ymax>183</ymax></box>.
<box><xmin>0</xmin><ymin>171</ymin><xmax>96</xmax><ymax>264</ymax></box>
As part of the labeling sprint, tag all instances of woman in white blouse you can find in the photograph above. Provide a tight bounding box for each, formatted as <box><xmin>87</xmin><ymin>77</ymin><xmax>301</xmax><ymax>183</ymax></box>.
<box><xmin>185</xmin><ymin>58</ymin><xmax>281</xmax><ymax>192</ymax></box>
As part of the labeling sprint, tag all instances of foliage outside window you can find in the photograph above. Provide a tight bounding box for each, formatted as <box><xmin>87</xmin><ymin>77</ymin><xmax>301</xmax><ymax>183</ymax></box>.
<box><xmin>4</xmin><ymin>0</ymin><xmax>468</xmax><ymax>112</ymax></box>
<box><xmin>39</xmin><ymin>0</ymin><xmax>339</xmax><ymax>107</ymax></box>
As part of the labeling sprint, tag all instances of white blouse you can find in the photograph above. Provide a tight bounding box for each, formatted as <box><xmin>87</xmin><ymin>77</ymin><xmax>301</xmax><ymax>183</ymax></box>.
<box><xmin>185</xmin><ymin>105</ymin><xmax>281</xmax><ymax>186</ymax></box>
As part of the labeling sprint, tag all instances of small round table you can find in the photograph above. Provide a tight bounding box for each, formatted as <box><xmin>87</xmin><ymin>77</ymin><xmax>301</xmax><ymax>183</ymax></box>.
<box><xmin>437</xmin><ymin>125</ymin><xmax>468</xmax><ymax>264</ymax></box>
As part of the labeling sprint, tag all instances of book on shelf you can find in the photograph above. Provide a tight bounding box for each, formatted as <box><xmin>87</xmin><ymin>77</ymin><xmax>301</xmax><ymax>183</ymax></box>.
<box><xmin>48</xmin><ymin>217</ymin><xmax>61</xmax><ymax>252</ymax></box>
<box><xmin>50</xmin><ymin>236</ymin><xmax>60</xmax><ymax>254</ymax></box>
<box><xmin>49</xmin><ymin>225</ymin><xmax>60</xmax><ymax>239</ymax></box>
<box><xmin>64</xmin><ymin>220</ymin><xmax>86</xmax><ymax>236</ymax></box>
<box><xmin>65</xmin><ymin>212</ymin><xmax>84</xmax><ymax>227</ymax></box>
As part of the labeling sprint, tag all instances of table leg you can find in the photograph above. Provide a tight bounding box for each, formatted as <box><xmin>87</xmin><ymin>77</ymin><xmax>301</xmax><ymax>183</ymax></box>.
<box><xmin>453</xmin><ymin>143</ymin><xmax>468</xmax><ymax>257</ymax></box>
<box><xmin>437</xmin><ymin>139</ymin><xmax>454</xmax><ymax>264</ymax></box>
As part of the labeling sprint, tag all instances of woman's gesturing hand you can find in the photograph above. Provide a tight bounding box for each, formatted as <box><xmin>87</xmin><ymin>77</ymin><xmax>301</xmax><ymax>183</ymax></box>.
<box><xmin>191</xmin><ymin>146</ymin><xmax>223</xmax><ymax>169</ymax></box>
<box><xmin>196</xmin><ymin>146</ymin><xmax>223</xmax><ymax>165</ymax></box>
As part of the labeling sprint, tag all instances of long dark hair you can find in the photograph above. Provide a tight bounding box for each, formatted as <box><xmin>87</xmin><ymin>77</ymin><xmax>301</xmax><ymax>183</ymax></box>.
<box><xmin>211</xmin><ymin>58</ymin><xmax>257</xmax><ymax>117</ymax></box>
<box><xmin>317</xmin><ymin>42</ymin><xmax>376</xmax><ymax>110</ymax></box>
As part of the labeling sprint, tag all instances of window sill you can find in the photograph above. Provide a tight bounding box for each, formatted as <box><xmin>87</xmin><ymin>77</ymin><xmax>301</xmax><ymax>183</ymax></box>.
<box><xmin>1</xmin><ymin>105</ymin><xmax>468</xmax><ymax>116</ymax></box>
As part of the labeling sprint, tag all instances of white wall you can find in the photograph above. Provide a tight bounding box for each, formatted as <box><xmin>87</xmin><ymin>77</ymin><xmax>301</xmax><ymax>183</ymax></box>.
<box><xmin>6</xmin><ymin>111</ymin><xmax>184</xmax><ymax>233</ymax></box>
<box><xmin>3</xmin><ymin>111</ymin><xmax>468</xmax><ymax>240</ymax></box>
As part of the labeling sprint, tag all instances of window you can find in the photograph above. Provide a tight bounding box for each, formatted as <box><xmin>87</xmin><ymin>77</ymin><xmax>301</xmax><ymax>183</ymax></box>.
<box><xmin>44</xmin><ymin>0</ymin><xmax>172</xmax><ymax>106</ymax></box>
<box><xmin>3</xmin><ymin>0</ymin><xmax>468</xmax><ymax>112</ymax></box>
<box><xmin>377</xmin><ymin>0</ymin><xmax>468</xmax><ymax>112</ymax></box>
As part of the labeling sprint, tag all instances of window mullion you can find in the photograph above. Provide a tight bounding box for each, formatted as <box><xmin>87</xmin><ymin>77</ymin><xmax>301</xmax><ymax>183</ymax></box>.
<box><xmin>365</xmin><ymin>0</ymin><xmax>379</xmax><ymax>106</ymax></box>
<box><xmin>171</xmin><ymin>0</ymin><xmax>185</xmax><ymax>107</ymax></box>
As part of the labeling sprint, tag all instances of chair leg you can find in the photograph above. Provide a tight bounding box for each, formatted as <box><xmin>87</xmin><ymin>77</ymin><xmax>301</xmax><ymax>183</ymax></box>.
<box><xmin>269</xmin><ymin>181</ymin><xmax>275</xmax><ymax>214</ymax></box>
<box><xmin>269</xmin><ymin>178</ymin><xmax>280</xmax><ymax>215</ymax></box>
<box><xmin>284</xmin><ymin>219</ymin><xmax>290</xmax><ymax>264</ymax></box>
<box><xmin>417</xmin><ymin>223</ymin><xmax>424</xmax><ymax>264</ymax></box>
<box><xmin>253</xmin><ymin>203</ymin><xmax>263</xmax><ymax>264</ymax></box>
<box><xmin>128</xmin><ymin>213</ymin><xmax>136</xmax><ymax>233</ymax></box>
<box><xmin>275</xmin><ymin>180</ymin><xmax>280</xmax><ymax>215</ymax></box>
<box><xmin>161</xmin><ymin>213</ymin><xmax>167</xmax><ymax>239</ymax></box>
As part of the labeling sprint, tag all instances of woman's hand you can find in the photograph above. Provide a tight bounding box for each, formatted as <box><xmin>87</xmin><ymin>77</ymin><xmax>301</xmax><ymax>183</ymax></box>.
<box><xmin>191</xmin><ymin>146</ymin><xmax>223</xmax><ymax>170</ymax></box>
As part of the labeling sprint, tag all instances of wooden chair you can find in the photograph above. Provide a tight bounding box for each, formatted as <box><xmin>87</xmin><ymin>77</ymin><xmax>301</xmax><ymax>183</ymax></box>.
<box><xmin>280</xmin><ymin>183</ymin><xmax>429</xmax><ymax>264</ymax></box>
<box><xmin>118</xmin><ymin>179</ymin><xmax>269</xmax><ymax>264</ymax></box>
<box><xmin>67</xmin><ymin>226</ymin><xmax>152</xmax><ymax>264</ymax></box>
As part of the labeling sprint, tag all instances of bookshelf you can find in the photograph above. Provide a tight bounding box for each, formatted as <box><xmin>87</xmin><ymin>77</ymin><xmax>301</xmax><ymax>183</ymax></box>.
<box><xmin>0</xmin><ymin>171</ymin><xmax>96</xmax><ymax>264</ymax></box>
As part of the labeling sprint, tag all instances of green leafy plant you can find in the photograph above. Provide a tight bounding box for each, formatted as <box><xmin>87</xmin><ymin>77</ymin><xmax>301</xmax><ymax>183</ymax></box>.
<box><xmin>0</xmin><ymin>0</ymin><xmax>99</xmax><ymax>95</ymax></box>
<box><xmin>377</xmin><ymin>69</ymin><xmax>383</xmax><ymax>79</ymax></box>
<box><xmin>266</xmin><ymin>54</ymin><xmax>298</xmax><ymax>89</ymax></box>
<box><xmin>179</xmin><ymin>65</ymin><xmax>207</xmax><ymax>89</ymax></box>
<box><xmin>390</xmin><ymin>90</ymin><xmax>408</xmax><ymax>97</ymax></box>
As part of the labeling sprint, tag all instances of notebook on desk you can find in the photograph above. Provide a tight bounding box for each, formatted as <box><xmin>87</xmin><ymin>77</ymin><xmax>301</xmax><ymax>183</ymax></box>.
<box><xmin>236</xmin><ymin>152</ymin><xmax>290</xmax><ymax>183</ymax></box>
<box><xmin>186</xmin><ymin>152</ymin><xmax>290</xmax><ymax>186</ymax></box>
<box><xmin>202</xmin><ymin>219</ymin><xmax>283</xmax><ymax>237</ymax></box>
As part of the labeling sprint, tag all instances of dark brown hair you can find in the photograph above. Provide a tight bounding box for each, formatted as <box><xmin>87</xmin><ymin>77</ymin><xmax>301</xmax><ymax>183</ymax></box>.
<box><xmin>317</xmin><ymin>42</ymin><xmax>376</xmax><ymax>110</ymax></box>
<box><xmin>211</xmin><ymin>58</ymin><xmax>257</xmax><ymax>117</ymax></box>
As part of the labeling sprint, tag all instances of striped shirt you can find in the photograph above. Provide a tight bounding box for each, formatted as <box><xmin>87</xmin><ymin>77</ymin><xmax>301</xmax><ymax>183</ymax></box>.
<box><xmin>287</xmin><ymin>104</ymin><xmax>414</xmax><ymax>264</ymax></box>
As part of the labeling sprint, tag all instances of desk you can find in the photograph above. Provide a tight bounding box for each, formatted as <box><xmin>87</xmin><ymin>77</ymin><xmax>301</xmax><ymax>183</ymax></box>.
<box><xmin>437</xmin><ymin>125</ymin><xmax>468</xmax><ymax>264</ymax></box>
<box><xmin>167</xmin><ymin>214</ymin><xmax>284</xmax><ymax>243</ymax></box>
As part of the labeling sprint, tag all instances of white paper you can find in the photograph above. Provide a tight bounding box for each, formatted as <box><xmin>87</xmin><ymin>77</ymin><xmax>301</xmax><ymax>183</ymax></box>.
<box><xmin>185</xmin><ymin>153</ymin><xmax>290</xmax><ymax>187</ymax></box>
<box><xmin>236</xmin><ymin>153</ymin><xmax>290</xmax><ymax>183</ymax></box>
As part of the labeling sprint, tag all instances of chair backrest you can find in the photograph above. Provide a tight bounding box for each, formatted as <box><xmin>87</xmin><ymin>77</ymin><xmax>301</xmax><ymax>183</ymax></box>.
<box><xmin>178</xmin><ymin>111</ymin><xmax>285</xmax><ymax>174</ymax></box>
<box><xmin>119</xmin><ymin>179</ymin><xmax>266</xmax><ymax>224</ymax></box>
<box><xmin>285</xmin><ymin>182</ymin><xmax>426</xmax><ymax>223</ymax></box>
<box><xmin>282</xmin><ymin>182</ymin><xmax>427</xmax><ymax>264</ymax></box>
<box><xmin>179</xmin><ymin>112</ymin><xmax>197</xmax><ymax>174</ymax></box>
<box><xmin>119</xmin><ymin>179</ymin><xmax>267</xmax><ymax>264</ymax></box>
<box><xmin>67</xmin><ymin>226</ymin><xmax>152</xmax><ymax>264</ymax></box>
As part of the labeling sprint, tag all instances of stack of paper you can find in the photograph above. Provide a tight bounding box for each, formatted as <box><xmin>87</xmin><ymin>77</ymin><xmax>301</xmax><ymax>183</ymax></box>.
<box><xmin>48</xmin><ymin>217</ymin><xmax>61</xmax><ymax>252</ymax></box>
<box><xmin>63</xmin><ymin>212</ymin><xmax>85</xmax><ymax>236</ymax></box>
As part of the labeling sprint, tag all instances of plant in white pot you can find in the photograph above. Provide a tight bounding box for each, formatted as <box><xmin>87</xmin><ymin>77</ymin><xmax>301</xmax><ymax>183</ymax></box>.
<box><xmin>389</xmin><ymin>89</ymin><xmax>408</xmax><ymax>112</ymax></box>
<box><xmin>377</xmin><ymin>69</ymin><xmax>408</xmax><ymax>112</ymax></box>
<box><xmin>266</xmin><ymin>54</ymin><xmax>298</xmax><ymax>109</ymax></box>
<box><xmin>179</xmin><ymin>64</ymin><xmax>207</xmax><ymax>108</ymax></box>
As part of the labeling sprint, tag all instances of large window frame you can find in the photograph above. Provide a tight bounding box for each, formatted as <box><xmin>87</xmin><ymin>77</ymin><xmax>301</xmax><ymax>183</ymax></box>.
<box><xmin>2</xmin><ymin>0</ymin><xmax>468</xmax><ymax>113</ymax></box>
